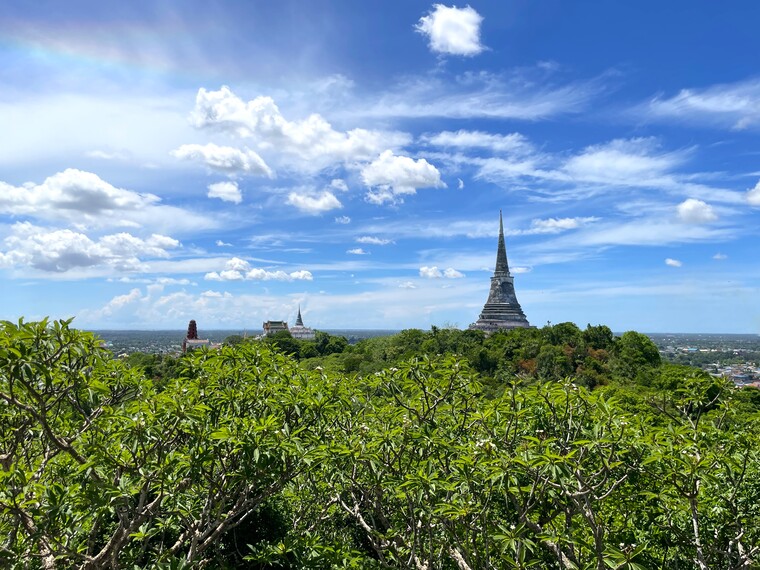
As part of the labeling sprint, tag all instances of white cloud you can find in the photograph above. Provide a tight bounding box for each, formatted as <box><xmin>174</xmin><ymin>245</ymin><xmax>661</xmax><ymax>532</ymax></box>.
<box><xmin>458</xmin><ymin>178</ymin><xmax>464</xmax><ymax>189</ymax></box>
<box><xmin>201</xmin><ymin>290</ymin><xmax>223</xmax><ymax>298</ymax></box>
<box><xmin>86</xmin><ymin>149</ymin><xmax>132</xmax><ymax>161</ymax></box>
<box><xmin>0</xmin><ymin>222</ymin><xmax>180</xmax><ymax>273</ymax></box>
<box><xmin>665</xmin><ymin>258</ymin><xmax>683</xmax><ymax>267</ymax></box>
<box><xmin>472</xmin><ymin>135</ymin><xmax>747</xmax><ymax>206</ymax></box>
<box><xmin>422</xmin><ymin>130</ymin><xmax>531</xmax><ymax>153</ymax></box>
<box><xmin>190</xmin><ymin>86</ymin><xmax>410</xmax><ymax>170</ymax></box>
<box><xmin>524</xmin><ymin>217</ymin><xmax>599</xmax><ymax>234</ymax></box>
<box><xmin>100</xmin><ymin>288</ymin><xmax>143</xmax><ymax>316</ymax></box>
<box><xmin>208</xmin><ymin>181</ymin><xmax>243</xmax><ymax>204</ymax></box>
<box><xmin>563</xmin><ymin>138</ymin><xmax>682</xmax><ymax>185</ymax></box>
<box><xmin>347</xmin><ymin>248</ymin><xmax>368</xmax><ymax>255</ymax></box>
<box><xmin>443</xmin><ymin>267</ymin><xmax>465</xmax><ymax>278</ymax></box>
<box><xmin>357</xmin><ymin>72</ymin><xmax>597</xmax><ymax>121</ymax></box>
<box><xmin>420</xmin><ymin>266</ymin><xmax>441</xmax><ymax>278</ymax></box>
<box><xmin>362</xmin><ymin>150</ymin><xmax>445</xmax><ymax>204</ymax></box>
<box><xmin>172</xmin><ymin>143</ymin><xmax>273</xmax><ymax>177</ymax></box>
<box><xmin>335</xmin><ymin>215</ymin><xmax>351</xmax><ymax>224</ymax></box>
<box><xmin>0</xmin><ymin>169</ymin><xmax>157</xmax><ymax>219</ymax></box>
<box><xmin>646</xmin><ymin>78</ymin><xmax>760</xmax><ymax>130</ymax></box>
<box><xmin>419</xmin><ymin>266</ymin><xmax>464</xmax><ymax>279</ymax></box>
<box><xmin>545</xmin><ymin>219</ymin><xmax>732</xmax><ymax>249</ymax></box>
<box><xmin>246</xmin><ymin>268</ymin><xmax>312</xmax><ymax>281</ymax></box>
<box><xmin>204</xmin><ymin>257</ymin><xmax>313</xmax><ymax>281</ymax></box>
<box><xmin>216</xmin><ymin>239</ymin><xmax>232</xmax><ymax>247</ymax></box>
<box><xmin>747</xmin><ymin>180</ymin><xmax>760</xmax><ymax>205</ymax></box>
<box><xmin>676</xmin><ymin>198</ymin><xmax>717</xmax><ymax>223</ymax></box>
<box><xmin>225</xmin><ymin>257</ymin><xmax>251</xmax><ymax>272</ymax></box>
<box><xmin>219</xmin><ymin>269</ymin><xmax>245</xmax><ymax>280</ymax></box>
<box><xmin>399</xmin><ymin>281</ymin><xmax>417</xmax><ymax>289</ymax></box>
<box><xmin>288</xmin><ymin>270</ymin><xmax>313</xmax><ymax>280</ymax></box>
<box><xmin>713</xmin><ymin>253</ymin><xmax>727</xmax><ymax>260</ymax></box>
<box><xmin>286</xmin><ymin>190</ymin><xmax>342</xmax><ymax>214</ymax></box>
<box><xmin>0</xmin><ymin>169</ymin><xmax>214</xmax><ymax>233</ymax></box>
<box><xmin>356</xmin><ymin>236</ymin><xmax>393</xmax><ymax>245</ymax></box>
<box><xmin>330</xmin><ymin>179</ymin><xmax>349</xmax><ymax>192</ymax></box>
<box><xmin>114</xmin><ymin>276</ymin><xmax>192</xmax><ymax>286</ymax></box>
<box><xmin>416</xmin><ymin>4</ymin><xmax>485</xmax><ymax>56</ymax></box>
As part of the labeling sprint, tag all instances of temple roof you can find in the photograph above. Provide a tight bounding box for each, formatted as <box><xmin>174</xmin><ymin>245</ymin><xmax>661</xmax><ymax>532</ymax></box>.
<box><xmin>295</xmin><ymin>305</ymin><xmax>304</xmax><ymax>327</ymax></box>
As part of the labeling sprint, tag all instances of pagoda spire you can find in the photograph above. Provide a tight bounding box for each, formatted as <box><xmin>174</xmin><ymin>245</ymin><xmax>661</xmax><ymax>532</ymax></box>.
<box><xmin>494</xmin><ymin>210</ymin><xmax>510</xmax><ymax>276</ymax></box>
<box><xmin>469</xmin><ymin>210</ymin><xmax>530</xmax><ymax>333</ymax></box>
<box><xmin>295</xmin><ymin>305</ymin><xmax>304</xmax><ymax>327</ymax></box>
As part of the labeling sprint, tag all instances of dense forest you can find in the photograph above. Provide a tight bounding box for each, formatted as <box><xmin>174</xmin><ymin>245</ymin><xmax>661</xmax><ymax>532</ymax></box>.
<box><xmin>2</xmin><ymin>319</ymin><xmax>760</xmax><ymax>569</ymax></box>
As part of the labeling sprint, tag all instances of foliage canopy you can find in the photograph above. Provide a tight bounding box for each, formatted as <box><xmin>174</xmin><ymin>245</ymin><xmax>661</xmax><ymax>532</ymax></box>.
<box><xmin>1</xmin><ymin>319</ymin><xmax>759</xmax><ymax>568</ymax></box>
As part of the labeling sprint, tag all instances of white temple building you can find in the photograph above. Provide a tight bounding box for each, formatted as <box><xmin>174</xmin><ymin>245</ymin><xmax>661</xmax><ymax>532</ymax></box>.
<box><xmin>289</xmin><ymin>306</ymin><xmax>315</xmax><ymax>340</ymax></box>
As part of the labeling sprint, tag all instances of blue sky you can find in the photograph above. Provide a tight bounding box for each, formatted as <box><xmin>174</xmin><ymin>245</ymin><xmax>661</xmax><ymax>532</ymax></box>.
<box><xmin>1</xmin><ymin>1</ymin><xmax>759</xmax><ymax>333</ymax></box>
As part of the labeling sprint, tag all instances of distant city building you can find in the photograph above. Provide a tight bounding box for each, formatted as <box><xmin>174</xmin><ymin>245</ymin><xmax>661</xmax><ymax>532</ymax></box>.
<box><xmin>182</xmin><ymin>319</ymin><xmax>215</xmax><ymax>352</ymax></box>
<box><xmin>469</xmin><ymin>210</ymin><xmax>531</xmax><ymax>334</ymax></box>
<box><xmin>289</xmin><ymin>306</ymin><xmax>315</xmax><ymax>340</ymax></box>
<box><xmin>263</xmin><ymin>320</ymin><xmax>289</xmax><ymax>335</ymax></box>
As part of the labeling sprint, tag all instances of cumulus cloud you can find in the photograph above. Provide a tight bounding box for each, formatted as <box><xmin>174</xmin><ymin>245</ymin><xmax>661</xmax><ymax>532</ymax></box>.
<box><xmin>286</xmin><ymin>190</ymin><xmax>342</xmax><ymax>214</ymax></box>
<box><xmin>0</xmin><ymin>169</ymin><xmax>213</xmax><ymax>232</ymax></box>
<box><xmin>189</xmin><ymin>86</ymin><xmax>409</xmax><ymax>169</ymax></box>
<box><xmin>416</xmin><ymin>4</ymin><xmax>485</xmax><ymax>56</ymax></box>
<box><xmin>204</xmin><ymin>257</ymin><xmax>312</xmax><ymax>282</ymax></box>
<box><xmin>665</xmin><ymin>258</ymin><xmax>683</xmax><ymax>267</ymax></box>
<box><xmin>171</xmin><ymin>143</ymin><xmax>273</xmax><ymax>177</ymax></box>
<box><xmin>99</xmin><ymin>288</ymin><xmax>143</xmax><ymax>316</ymax></box>
<box><xmin>419</xmin><ymin>266</ymin><xmax>465</xmax><ymax>278</ymax></box>
<box><xmin>676</xmin><ymin>198</ymin><xmax>717</xmax><ymax>223</ymax></box>
<box><xmin>0</xmin><ymin>169</ymin><xmax>157</xmax><ymax>220</ymax></box>
<box><xmin>443</xmin><ymin>267</ymin><xmax>465</xmax><ymax>278</ymax></box>
<box><xmin>356</xmin><ymin>236</ymin><xmax>393</xmax><ymax>245</ymax></box>
<box><xmin>747</xmin><ymin>180</ymin><xmax>760</xmax><ymax>205</ymax></box>
<box><xmin>347</xmin><ymin>248</ymin><xmax>368</xmax><ymax>255</ymax></box>
<box><xmin>362</xmin><ymin>150</ymin><xmax>446</xmax><ymax>204</ymax></box>
<box><xmin>216</xmin><ymin>239</ymin><xmax>232</xmax><ymax>246</ymax></box>
<box><xmin>201</xmin><ymin>290</ymin><xmax>223</xmax><ymax>298</ymax></box>
<box><xmin>0</xmin><ymin>222</ymin><xmax>180</xmax><ymax>273</ymax></box>
<box><xmin>208</xmin><ymin>181</ymin><xmax>243</xmax><ymax>204</ymax></box>
<box><xmin>335</xmin><ymin>215</ymin><xmax>351</xmax><ymax>224</ymax></box>
<box><xmin>225</xmin><ymin>257</ymin><xmax>250</xmax><ymax>271</ymax></box>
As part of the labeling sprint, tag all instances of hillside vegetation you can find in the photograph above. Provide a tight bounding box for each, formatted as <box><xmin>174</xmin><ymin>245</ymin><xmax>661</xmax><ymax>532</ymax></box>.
<box><xmin>2</xmin><ymin>319</ymin><xmax>760</xmax><ymax>569</ymax></box>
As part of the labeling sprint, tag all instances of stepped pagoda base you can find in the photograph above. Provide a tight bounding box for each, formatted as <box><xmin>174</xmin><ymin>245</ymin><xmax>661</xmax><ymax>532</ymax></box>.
<box><xmin>469</xmin><ymin>306</ymin><xmax>531</xmax><ymax>333</ymax></box>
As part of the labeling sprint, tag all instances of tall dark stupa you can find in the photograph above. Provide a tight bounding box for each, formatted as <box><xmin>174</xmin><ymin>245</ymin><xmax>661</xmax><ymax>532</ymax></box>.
<box><xmin>469</xmin><ymin>211</ymin><xmax>531</xmax><ymax>333</ymax></box>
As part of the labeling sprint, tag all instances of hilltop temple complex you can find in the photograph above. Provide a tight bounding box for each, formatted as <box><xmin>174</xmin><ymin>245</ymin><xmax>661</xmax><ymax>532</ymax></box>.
<box><xmin>469</xmin><ymin>211</ymin><xmax>531</xmax><ymax>333</ymax></box>
<box><xmin>289</xmin><ymin>306</ymin><xmax>316</xmax><ymax>340</ymax></box>
<box><xmin>262</xmin><ymin>306</ymin><xmax>315</xmax><ymax>340</ymax></box>
<box><xmin>182</xmin><ymin>319</ymin><xmax>215</xmax><ymax>352</ymax></box>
